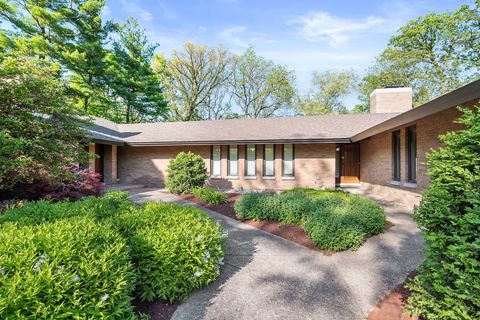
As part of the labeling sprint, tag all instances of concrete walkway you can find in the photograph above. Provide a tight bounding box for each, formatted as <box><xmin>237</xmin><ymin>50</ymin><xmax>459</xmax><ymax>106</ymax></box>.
<box><xmin>127</xmin><ymin>188</ymin><xmax>424</xmax><ymax>320</ymax></box>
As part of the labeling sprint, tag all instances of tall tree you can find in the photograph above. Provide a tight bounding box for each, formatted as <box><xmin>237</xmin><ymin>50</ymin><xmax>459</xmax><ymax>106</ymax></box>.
<box><xmin>356</xmin><ymin>2</ymin><xmax>480</xmax><ymax>112</ymax></box>
<box><xmin>0</xmin><ymin>55</ymin><xmax>88</xmax><ymax>190</ymax></box>
<box><xmin>229</xmin><ymin>48</ymin><xmax>295</xmax><ymax>118</ymax></box>
<box><xmin>296</xmin><ymin>70</ymin><xmax>357</xmax><ymax>115</ymax></box>
<box><xmin>108</xmin><ymin>18</ymin><xmax>166</xmax><ymax>123</ymax></box>
<box><xmin>153</xmin><ymin>42</ymin><xmax>232</xmax><ymax>121</ymax></box>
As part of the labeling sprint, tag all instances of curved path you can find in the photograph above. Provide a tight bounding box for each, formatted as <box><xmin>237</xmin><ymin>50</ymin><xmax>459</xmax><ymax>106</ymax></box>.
<box><xmin>127</xmin><ymin>188</ymin><xmax>424</xmax><ymax>320</ymax></box>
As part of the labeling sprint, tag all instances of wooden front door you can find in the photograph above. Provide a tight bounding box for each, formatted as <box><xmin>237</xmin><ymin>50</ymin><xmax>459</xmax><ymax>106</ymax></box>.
<box><xmin>339</xmin><ymin>143</ymin><xmax>360</xmax><ymax>184</ymax></box>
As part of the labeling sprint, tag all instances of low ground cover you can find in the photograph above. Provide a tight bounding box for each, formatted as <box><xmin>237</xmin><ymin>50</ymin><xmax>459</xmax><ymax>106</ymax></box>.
<box><xmin>192</xmin><ymin>187</ymin><xmax>228</xmax><ymax>205</ymax></box>
<box><xmin>0</xmin><ymin>191</ymin><xmax>226</xmax><ymax>319</ymax></box>
<box><xmin>234</xmin><ymin>188</ymin><xmax>386</xmax><ymax>251</ymax></box>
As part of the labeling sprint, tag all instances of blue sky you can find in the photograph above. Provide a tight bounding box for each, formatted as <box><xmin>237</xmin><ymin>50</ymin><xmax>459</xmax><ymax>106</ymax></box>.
<box><xmin>103</xmin><ymin>0</ymin><xmax>463</xmax><ymax>106</ymax></box>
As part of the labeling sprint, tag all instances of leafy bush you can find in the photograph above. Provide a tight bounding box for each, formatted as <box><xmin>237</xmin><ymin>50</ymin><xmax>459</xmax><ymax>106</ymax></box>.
<box><xmin>0</xmin><ymin>190</ymin><xmax>226</xmax><ymax>316</ymax></box>
<box><xmin>0</xmin><ymin>164</ymin><xmax>104</xmax><ymax>202</ymax></box>
<box><xmin>406</xmin><ymin>107</ymin><xmax>480</xmax><ymax>320</ymax></box>
<box><xmin>234</xmin><ymin>188</ymin><xmax>386</xmax><ymax>251</ymax></box>
<box><xmin>192</xmin><ymin>187</ymin><xmax>228</xmax><ymax>205</ymax></box>
<box><xmin>115</xmin><ymin>202</ymin><xmax>226</xmax><ymax>302</ymax></box>
<box><xmin>0</xmin><ymin>216</ymin><xmax>136</xmax><ymax>319</ymax></box>
<box><xmin>165</xmin><ymin>152</ymin><xmax>208</xmax><ymax>194</ymax></box>
<box><xmin>234</xmin><ymin>192</ymin><xmax>281</xmax><ymax>221</ymax></box>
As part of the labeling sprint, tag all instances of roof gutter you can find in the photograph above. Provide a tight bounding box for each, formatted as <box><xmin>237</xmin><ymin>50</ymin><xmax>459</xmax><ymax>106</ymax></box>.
<box><xmin>352</xmin><ymin>79</ymin><xmax>480</xmax><ymax>142</ymax></box>
<box><xmin>124</xmin><ymin>138</ymin><xmax>352</xmax><ymax>147</ymax></box>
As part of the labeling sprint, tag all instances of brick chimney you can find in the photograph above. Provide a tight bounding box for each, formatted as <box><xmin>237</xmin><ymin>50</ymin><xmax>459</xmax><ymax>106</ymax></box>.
<box><xmin>370</xmin><ymin>87</ymin><xmax>412</xmax><ymax>113</ymax></box>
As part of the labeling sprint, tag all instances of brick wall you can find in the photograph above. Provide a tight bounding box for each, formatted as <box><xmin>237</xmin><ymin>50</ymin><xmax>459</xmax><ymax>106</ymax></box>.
<box><xmin>117</xmin><ymin>143</ymin><xmax>336</xmax><ymax>190</ymax></box>
<box><xmin>359</xmin><ymin>106</ymin><xmax>467</xmax><ymax>194</ymax></box>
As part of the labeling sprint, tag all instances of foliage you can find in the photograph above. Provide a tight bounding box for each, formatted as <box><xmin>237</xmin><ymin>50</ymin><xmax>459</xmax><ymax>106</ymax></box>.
<box><xmin>0</xmin><ymin>56</ymin><xmax>89</xmax><ymax>191</ymax></box>
<box><xmin>406</xmin><ymin>106</ymin><xmax>480</xmax><ymax>319</ymax></box>
<box><xmin>0</xmin><ymin>191</ymin><xmax>226</xmax><ymax>314</ymax></box>
<box><xmin>115</xmin><ymin>202</ymin><xmax>226</xmax><ymax>302</ymax></box>
<box><xmin>234</xmin><ymin>192</ymin><xmax>281</xmax><ymax>221</ymax></box>
<box><xmin>356</xmin><ymin>2</ymin><xmax>480</xmax><ymax>112</ymax></box>
<box><xmin>165</xmin><ymin>152</ymin><xmax>208</xmax><ymax>194</ymax></box>
<box><xmin>296</xmin><ymin>70</ymin><xmax>357</xmax><ymax>115</ymax></box>
<box><xmin>0</xmin><ymin>216</ymin><xmax>137</xmax><ymax>319</ymax></box>
<box><xmin>192</xmin><ymin>187</ymin><xmax>228</xmax><ymax>205</ymax></box>
<box><xmin>108</xmin><ymin>18</ymin><xmax>167</xmax><ymax>123</ymax></box>
<box><xmin>154</xmin><ymin>42</ymin><xmax>233</xmax><ymax>121</ymax></box>
<box><xmin>234</xmin><ymin>188</ymin><xmax>386</xmax><ymax>251</ymax></box>
<box><xmin>0</xmin><ymin>164</ymin><xmax>104</xmax><ymax>202</ymax></box>
<box><xmin>229</xmin><ymin>47</ymin><xmax>296</xmax><ymax>118</ymax></box>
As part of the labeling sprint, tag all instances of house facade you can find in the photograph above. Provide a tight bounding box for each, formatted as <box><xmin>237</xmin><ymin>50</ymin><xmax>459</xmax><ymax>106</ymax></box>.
<box><xmin>88</xmin><ymin>80</ymin><xmax>479</xmax><ymax>204</ymax></box>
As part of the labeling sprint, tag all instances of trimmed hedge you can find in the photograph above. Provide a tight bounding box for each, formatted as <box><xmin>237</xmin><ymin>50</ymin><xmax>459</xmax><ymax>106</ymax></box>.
<box><xmin>234</xmin><ymin>188</ymin><xmax>386</xmax><ymax>251</ymax></box>
<box><xmin>116</xmin><ymin>202</ymin><xmax>226</xmax><ymax>302</ymax></box>
<box><xmin>192</xmin><ymin>187</ymin><xmax>228</xmax><ymax>205</ymax></box>
<box><xmin>0</xmin><ymin>216</ymin><xmax>136</xmax><ymax>319</ymax></box>
<box><xmin>165</xmin><ymin>152</ymin><xmax>208</xmax><ymax>194</ymax></box>
<box><xmin>0</xmin><ymin>191</ymin><xmax>226</xmax><ymax>318</ymax></box>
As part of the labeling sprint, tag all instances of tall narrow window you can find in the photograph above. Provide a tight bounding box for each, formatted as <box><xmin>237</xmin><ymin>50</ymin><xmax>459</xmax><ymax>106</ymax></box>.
<box><xmin>392</xmin><ymin>131</ymin><xmax>401</xmax><ymax>181</ymax></box>
<box><xmin>211</xmin><ymin>145</ymin><xmax>221</xmax><ymax>177</ymax></box>
<box><xmin>228</xmin><ymin>145</ymin><xmax>238</xmax><ymax>177</ymax></box>
<box><xmin>407</xmin><ymin>125</ymin><xmax>417</xmax><ymax>182</ymax></box>
<box><xmin>245</xmin><ymin>145</ymin><xmax>256</xmax><ymax>177</ymax></box>
<box><xmin>263</xmin><ymin>144</ymin><xmax>275</xmax><ymax>177</ymax></box>
<box><xmin>282</xmin><ymin>144</ymin><xmax>294</xmax><ymax>177</ymax></box>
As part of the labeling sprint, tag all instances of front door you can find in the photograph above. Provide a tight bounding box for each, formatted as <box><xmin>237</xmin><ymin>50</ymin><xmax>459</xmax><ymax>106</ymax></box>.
<box><xmin>337</xmin><ymin>143</ymin><xmax>360</xmax><ymax>184</ymax></box>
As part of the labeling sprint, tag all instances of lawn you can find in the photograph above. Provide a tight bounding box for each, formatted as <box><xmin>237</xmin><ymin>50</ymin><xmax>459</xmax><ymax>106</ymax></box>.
<box><xmin>0</xmin><ymin>191</ymin><xmax>226</xmax><ymax>319</ymax></box>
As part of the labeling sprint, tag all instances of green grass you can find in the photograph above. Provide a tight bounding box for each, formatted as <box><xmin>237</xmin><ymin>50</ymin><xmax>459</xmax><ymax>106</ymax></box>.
<box><xmin>234</xmin><ymin>188</ymin><xmax>386</xmax><ymax>251</ymax></box>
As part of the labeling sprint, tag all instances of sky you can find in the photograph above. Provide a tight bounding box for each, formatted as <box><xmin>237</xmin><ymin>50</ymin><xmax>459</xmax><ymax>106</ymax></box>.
<box><xmin>103</xmin><ymin>0</ymin><xmax>464</xmax><ymax>107</ymax></box>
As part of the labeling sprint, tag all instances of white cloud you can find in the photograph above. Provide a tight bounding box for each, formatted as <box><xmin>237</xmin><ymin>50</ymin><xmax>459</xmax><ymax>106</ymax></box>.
<box><xmin>101</xmin><ymin>5</ymin><xmax>112</xmax><ymax>18</ymax></box>
<box><xmin>218</xmin><ymin>25</ymin><xmax>249</xmax><ymax>49</ymax></box>
<box><xmin>119</xmin><ymin>0</ymin><xmax>153</xmax><ymax>22</ymax></box>
<box><xmin>289</xmin><ymin>11</ymin><xmax>385</xmax><ymax>46</ymax></box>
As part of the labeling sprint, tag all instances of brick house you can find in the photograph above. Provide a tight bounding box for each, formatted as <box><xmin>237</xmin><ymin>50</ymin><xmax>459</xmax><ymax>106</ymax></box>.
<box><xmin>87</xmin><ymin>79</ymin><xmax>480</xmax><ymax>204</ymax></box>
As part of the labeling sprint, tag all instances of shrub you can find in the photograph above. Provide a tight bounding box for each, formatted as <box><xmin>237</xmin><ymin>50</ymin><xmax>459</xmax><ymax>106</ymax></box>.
<box><xmin>192</xmin><ymin>187</ymin><xmax>228</xmax><ymax>205</ymax></box>
<box><xmin>234</xmin><ymin>192</ymin><xmax>281</xmax><ymax>221</ymax></box>
<box><xmin>165</xmin><ymin>152</ymin><xmax>208</xmax><ymax>194</ymax></box>
<box><xmin>0</xmin><ymin>216</ymin><xmax>137</xmax><ymax>319</ymax></box>
<box><xmin>406</xmin><ymin>107</ymin><xmax>480</xmax><ymax>319</ymax></box>
<box><xmin>115</xmin><ymin>202</ymin><xmax>226</xmax><ymax>302</ymax></box>
<box><xmin>234</xmin><ymin>188</ymin><xmax>386</xmax><ymax>251</ymax></box>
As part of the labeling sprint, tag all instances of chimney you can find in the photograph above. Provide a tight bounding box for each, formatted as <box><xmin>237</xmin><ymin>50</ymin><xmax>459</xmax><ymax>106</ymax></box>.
<box><xmin>370</xmin><ymin>87</ymin><xmax>412</xmax><ymax>113</ymax></box>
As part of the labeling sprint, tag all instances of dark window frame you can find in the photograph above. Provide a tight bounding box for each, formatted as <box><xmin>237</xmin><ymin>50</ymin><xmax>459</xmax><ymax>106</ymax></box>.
<box><xmin>227</xmin><ymin>145</ymin><xmax>238</xmax><ymax>177</ymax></box>
<box><xmin>406</xmin><ymin>125</ymin><xmax>417</xmax><ymax>183</ymax></box>
<box><xmin>245</xmin><ymin>144</ymin><xmax>257</xmax><ymax>177</ymax></box>
<box><xmin>263</xmin><ymin>144</ymin><xmax>275</xmax><ymax>177</ymax></box>
<box><xmin>392</xmin><ymin>131</ymin><xmax>401</xmax><ymax>181</ymax></box>
<box><xmin>282</xmin><ymin>144</ymin><xmax>295</xmax><ymax>177</ymax></box>
<box><xmin>210</xmin><ymin>145</ymin><xmax>221</xmax><ymax>177</ymax></box>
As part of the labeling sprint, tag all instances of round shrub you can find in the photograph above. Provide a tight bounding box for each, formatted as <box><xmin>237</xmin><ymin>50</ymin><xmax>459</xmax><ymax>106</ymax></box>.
<box><xmin>192</xmin><ymin>187</ymin><xmax>228</xmax><ymax>205</ymax></box>
<box><xmin>165</xmin><ymin>152</ymin><xmax>208</xmax><ymax>194</ymax></box>
<box><xmin>0</xmin><ymin>216</ymin><xmax>136</xmax><ymax>319</ymax></box>
<box><xmin>278</xmin><ymin>189</ymin><xmax>315</xmax><ymax>223</ymax></box>
<box><xmin>234</xmin><ymin>193</ymin><xmax>281</xmax><ymax>221</ymax></box>
<box><xmin>115</xmin><ymin>202</ymin><xmax>226</xmax><ymax>302</ymax></box>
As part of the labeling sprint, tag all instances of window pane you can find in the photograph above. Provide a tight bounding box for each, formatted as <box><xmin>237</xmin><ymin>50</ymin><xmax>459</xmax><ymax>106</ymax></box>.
<box><xmin>407</xmin><ymin>126</ymin><xmax>417</xmax><ymax>182</ymax></box>
<box><xmin>264</xmin><ymin>144</ymin><xmax>274</xmax><ymax>176</ymax></box>
<box><xmin>283</xmin><ymin>144</ymin><xmax>293</xmax><ymax>176</ymax></box>
<box><xmin>229</xmin><ymin>145</ymin><xmax>238</xmax><ymax>176</ymax></box>
<box><xmin>246</xmin><ymin>145</ymin><xmax>256</xmax><ymax>176</ymax></box>
<box><xmin>212</xmin><ymin>146</ymin><xmax>221</xmax><ymax>176</ymax></box>
<box><xmin>392</xmin><ymin>132</ymin><xmax>400</xmax><ymax>181</ymax></box>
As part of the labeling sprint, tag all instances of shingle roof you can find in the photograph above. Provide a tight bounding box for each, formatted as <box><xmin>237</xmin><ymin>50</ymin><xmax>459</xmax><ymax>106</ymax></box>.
<box><xmin>88</xmin><ymin>113</ymin><xmax>399</xmax><ymax>146</ymax></box>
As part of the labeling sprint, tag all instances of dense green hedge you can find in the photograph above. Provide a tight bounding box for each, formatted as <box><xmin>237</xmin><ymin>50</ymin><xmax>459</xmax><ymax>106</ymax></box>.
<box><xmin>406</xmin><ymin>107</ymin><xmax>480</xmax><ymax>320</ymax></box>
<box><xmin>192</xmin><ymin>187</ymin><xmax>228</xmax><ymax>205</ymax></box>
<box><xmin>234</xmin><ymin>188</ymin><xmax>386</xmax><ymax>251</ymax></box>
<box><xmin>116</xmin><ymin>202</ymin><xmax>226</xmax><ymax>302</ymax></box>
<box><xmin>165</xmin><ymin>152</ymin><xmax>208</xmax><ymax>194</ymax></box>
<box><xmin>0</xmin><ymin>191</ymin><xmax>226</xmax><ymax>318</ymax></box>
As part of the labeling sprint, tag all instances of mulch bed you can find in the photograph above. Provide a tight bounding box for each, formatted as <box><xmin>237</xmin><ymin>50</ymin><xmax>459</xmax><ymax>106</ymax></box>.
<box><xmin>134</xmin><ymin>298</ymin><xmax>180</xmax><ymax>320</ymax></box>
<box><xmin>367</xmin><ymin>271</ymin><xmax>420</xmax><ymax>320</ymax></box>
<box><xmin>178</xmin><ymin>193</ymin><xmax>335</xmax><ymax>255</ymax></box>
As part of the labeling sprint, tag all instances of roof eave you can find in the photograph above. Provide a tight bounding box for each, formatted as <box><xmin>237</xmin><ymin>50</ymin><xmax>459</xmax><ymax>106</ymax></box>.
<box><xmin>352</xmin><ymin>79</ymin><xmax>480</xmax><ymax>142</ymax></box>
<box><xmin>125</xmin><ymin>138</ymin><xmax>352</xmax><ymax>147</ymax></box>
